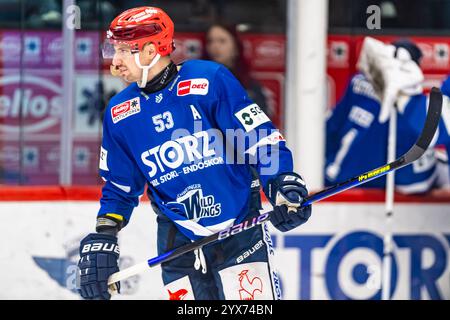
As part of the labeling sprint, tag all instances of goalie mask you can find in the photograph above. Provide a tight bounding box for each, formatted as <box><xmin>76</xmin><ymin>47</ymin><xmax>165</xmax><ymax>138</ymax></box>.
<box><xmin>102</xmin><ymin>6</ymin><xmax>175</xmax><ymax>87</ymax></box>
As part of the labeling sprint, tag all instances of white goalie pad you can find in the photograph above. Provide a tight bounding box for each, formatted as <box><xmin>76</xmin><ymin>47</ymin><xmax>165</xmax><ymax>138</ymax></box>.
<box><xmin>357</xmin><ymin>37</ymin><xmax>424</xmax><ymax>123</ymax></box>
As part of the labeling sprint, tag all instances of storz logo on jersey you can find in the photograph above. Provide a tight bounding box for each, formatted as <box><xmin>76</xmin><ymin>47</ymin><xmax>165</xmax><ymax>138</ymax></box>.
<box><xmin>111</xmin><ymin>97</ymin><xmax>140</xmax><ymax>124</ymax></box>
<box><xmin>177</xmin><ymin>78</ymin><xmax>209</xmax><ymax>96</ymax></box>
<box><xmin>141</xmin><ymin>130</ymin><xmax>217</xmax><ymax>178</ymax></box>
<box><xmin>170</xmin><ymin>184</ymin><xmax>221</xmax><ymax>220</ymax></box>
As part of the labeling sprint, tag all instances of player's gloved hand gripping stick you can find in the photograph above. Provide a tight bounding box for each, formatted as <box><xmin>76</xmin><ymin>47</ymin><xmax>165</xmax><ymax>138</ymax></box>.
<box><xmin>107</xmin><ymin>88</ymin><xmax>443</xmax><ymax>288</ymax></box>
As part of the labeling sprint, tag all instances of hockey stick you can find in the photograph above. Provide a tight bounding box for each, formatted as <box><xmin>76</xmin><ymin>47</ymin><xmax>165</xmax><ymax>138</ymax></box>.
<box><xmin>108</xmin><ymin>87</ymin><xmax>443</xmax><ymax>286</ymax></box>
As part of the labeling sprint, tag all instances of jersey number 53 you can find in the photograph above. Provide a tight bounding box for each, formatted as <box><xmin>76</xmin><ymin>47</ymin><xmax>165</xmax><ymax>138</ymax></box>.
<box><xmin>153</xmin><ymin>111</ymin><xmax>174</xmax><ymax>132</ymax></box>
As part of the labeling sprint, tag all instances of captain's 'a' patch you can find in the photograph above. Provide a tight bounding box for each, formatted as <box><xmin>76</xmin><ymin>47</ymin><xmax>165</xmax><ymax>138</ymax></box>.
<box><xmin>190</xmin><ymin>105</ymin><xmax>202</xmax><ymax>120</ymax></box>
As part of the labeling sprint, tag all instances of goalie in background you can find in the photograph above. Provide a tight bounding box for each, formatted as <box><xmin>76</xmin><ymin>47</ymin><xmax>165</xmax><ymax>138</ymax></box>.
<box><xmin>325</xmin><ymin>38</ymin><xmax>448</xmax><ymax>194</ymax></box>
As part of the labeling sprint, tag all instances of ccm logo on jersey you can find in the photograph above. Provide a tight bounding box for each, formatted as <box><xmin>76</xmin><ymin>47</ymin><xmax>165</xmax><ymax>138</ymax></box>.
<box><xmin>177</xmin><ymin>78</ymin><xmax>209</xmax><ymax>96</ymax></box>
<box><xmin>111</xmin><ymin>97</ymin><xmax>140</xmax><ymax>123</ymax></box>
<box><xmin>235</xmin><ymin>104</ymin><xmax>270</xmax><ymax>132</ymax></box>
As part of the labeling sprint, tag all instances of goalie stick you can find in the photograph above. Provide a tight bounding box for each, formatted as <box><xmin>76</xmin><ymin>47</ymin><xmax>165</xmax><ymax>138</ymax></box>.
<box><xmin>107</xmin><ymin>87</ymin><xmax>443</xmax><ymax>286</ymax></box>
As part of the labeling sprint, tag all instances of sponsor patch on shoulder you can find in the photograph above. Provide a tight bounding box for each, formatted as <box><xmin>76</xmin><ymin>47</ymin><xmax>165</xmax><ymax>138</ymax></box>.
<box><xmin>99</xmin><ymin>146</ymin><xmax>108</xmax><ymax>171</ymax></box>
<box><xmin>235</xmin><ymin>103</ymin><xmax>270</xmax><ymax>132</ymax></box>
<box><xmin>111</xmin><ymin>97</ymin><xmax>140</xmax><ymax>124</ymax></box>
<box><xmin>177</xmin><ymin>78</ymin><xmax>209</xmax><ymax>96</ymax></box>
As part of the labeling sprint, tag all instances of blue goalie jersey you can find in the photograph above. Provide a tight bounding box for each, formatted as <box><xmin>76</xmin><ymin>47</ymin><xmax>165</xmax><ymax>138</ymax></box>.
<box><xmin>439</xmin><ymin>75</ymin><xmax>450</xmax><ymax>147</ymax></box>
<box><xmin>325</xmin><ymin>74</ymin><xmax>439</xmax><ymax>193</ymax></box>
<box><xmin>98</xmin><ymin>60</ymin><xmax>293</xmax><ymax>240</ymax></box>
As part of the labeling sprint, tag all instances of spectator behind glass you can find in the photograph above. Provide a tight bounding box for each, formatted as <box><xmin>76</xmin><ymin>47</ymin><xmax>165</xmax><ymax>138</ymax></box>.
<box><xmin>204</xmin><ymin>24</ymin><xmax>273</xmax><ymax>120</ymax></box>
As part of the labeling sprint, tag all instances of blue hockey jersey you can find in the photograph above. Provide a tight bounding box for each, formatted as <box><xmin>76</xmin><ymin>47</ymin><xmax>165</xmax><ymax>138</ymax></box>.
<box><xmin>325</xmin><ymin>74</ymin><xmax>438</xmax><ymax>193</ymax></box>
<box><xmin>437</xmin><ymin>75</ymin><xmax>450</xmax><ymax>164</ymax></box>
<box><xmin>98</xmin><ymin>60</ymin><xmax>293</xmax><ymax>240</ymax></box>
<box><xmin>441</xmin><ymin>75</ymin><xmax>450</xmax><ymax>97</ymax></box>
<box><xmin>439</xmin><ymin>75</ymin><xmax>450</xmax><ymax>146</ymax></box>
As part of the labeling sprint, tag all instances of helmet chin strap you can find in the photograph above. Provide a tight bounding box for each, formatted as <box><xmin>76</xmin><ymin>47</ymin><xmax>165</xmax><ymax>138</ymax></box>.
<box><xmin>134</xmin><ymin>52</ymin><xmax>161</xmax><ymax>88</ymax></box>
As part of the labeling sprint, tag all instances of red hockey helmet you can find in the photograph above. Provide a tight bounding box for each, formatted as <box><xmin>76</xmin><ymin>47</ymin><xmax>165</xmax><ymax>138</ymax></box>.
<box><xmin>105</xmin><ymin>6</ymin><xmax>175</xmax><ymax>57</ymax></box>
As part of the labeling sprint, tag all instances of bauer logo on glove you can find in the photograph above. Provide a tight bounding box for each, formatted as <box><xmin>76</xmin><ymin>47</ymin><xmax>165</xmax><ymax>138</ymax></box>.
<box><xmin>77</xmin><ymin>233</ymin><xmax>121</xmax><ymax>300</ymax></box>
<box><xmin>81</xmin><ymin>242</ymin><xmax>120</xmax><ymax>254</ymax></box>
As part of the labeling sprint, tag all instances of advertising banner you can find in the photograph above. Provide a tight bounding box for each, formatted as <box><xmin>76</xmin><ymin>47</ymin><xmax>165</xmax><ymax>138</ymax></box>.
<box><xmin>0</xmin><ymin>198</ymin><xmax>448</xmax><ymax>300</ymax></box>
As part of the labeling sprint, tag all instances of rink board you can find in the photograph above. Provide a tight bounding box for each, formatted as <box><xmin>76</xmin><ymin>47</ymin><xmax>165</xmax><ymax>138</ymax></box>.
<box><xmin>0</xmin><ymin>190</ymin><xmax>449</xmax><ymax>300</ymax></box>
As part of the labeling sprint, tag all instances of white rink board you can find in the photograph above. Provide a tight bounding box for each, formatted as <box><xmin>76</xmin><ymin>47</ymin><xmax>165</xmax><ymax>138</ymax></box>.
<box><xmin>0</xmin><ymin>201</ymin><xmax>163</xmax><ymax>300</ymax></box>
<box><xmin>0</xmin><ymin>201</ymin><xmax>449</xmax><ymax>300</ymax></box>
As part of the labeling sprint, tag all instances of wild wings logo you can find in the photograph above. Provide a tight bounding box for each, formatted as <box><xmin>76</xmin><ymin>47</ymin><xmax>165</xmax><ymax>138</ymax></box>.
<box><xmin>169</xmin><ymin>184</ymin><xmax>221</xmax><ymax>221</ymax></box>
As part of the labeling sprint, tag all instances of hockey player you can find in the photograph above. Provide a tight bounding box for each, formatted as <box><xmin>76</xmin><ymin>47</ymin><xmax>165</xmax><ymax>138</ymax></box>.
<box><xmin>326</xmin><ymin>39</ymin><xmax>439</xmax><ymax>193</ymax></box>
<box><xmin>387</xmin><ymin>73</ymin><xmax>450</xmax><ymax>188</ymax></box>
<box><xmin>77</xmin><ymin>7</ymin><xmax>311</xmax><ymax>300</ymax></box>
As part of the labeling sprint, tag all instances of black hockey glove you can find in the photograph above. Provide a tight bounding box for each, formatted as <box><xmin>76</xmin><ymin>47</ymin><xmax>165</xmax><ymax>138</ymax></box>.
<box><xmin>77</xmin><ymin>232</ymin><xmax>120</xmax><ymax>300</ymax></box>
<box><xmin>264</xmin><ymin>172</ymin><xmax>312</xmax><ymax>232</ymax></box>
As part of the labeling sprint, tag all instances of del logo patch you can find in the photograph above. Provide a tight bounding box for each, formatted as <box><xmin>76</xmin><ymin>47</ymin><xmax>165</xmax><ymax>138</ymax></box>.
<box><xmin>177</xmin><ymin>78</ymin><xmax>209</xmax><ymax>96</ymax></box>
<box><xmin>111</xmin><ymin>97</ymin><xmax>140</xmax><ymax>123</ymax></box>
